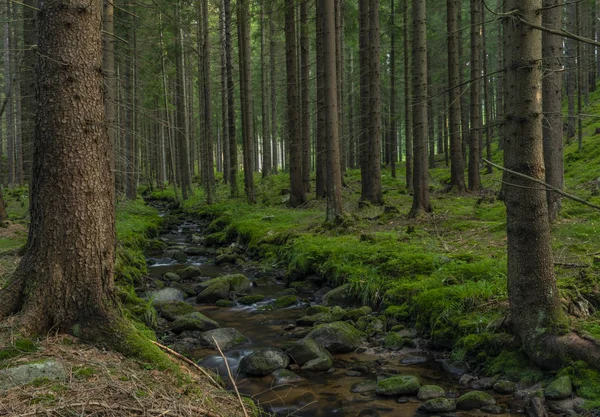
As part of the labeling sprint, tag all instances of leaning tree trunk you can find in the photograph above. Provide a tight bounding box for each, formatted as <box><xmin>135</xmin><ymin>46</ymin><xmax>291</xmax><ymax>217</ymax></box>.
<box><xmin>542</xmin><ymin>0</ymin><xmax>564</xmax><ymax>222</ymax></box>
<box><xmin>0</xmin><ymin>0</ymin><xmax>118</xmax><ymax>337</ymax></box>
<box><xmin>409</xmin><ymin>0</ymin><xmax>431</xmax><ymax>217</ymax></box>
<box><xmin>504</xmin><ymin>0</ymin><xmax>600</xmax><ymax>370</ymax></box>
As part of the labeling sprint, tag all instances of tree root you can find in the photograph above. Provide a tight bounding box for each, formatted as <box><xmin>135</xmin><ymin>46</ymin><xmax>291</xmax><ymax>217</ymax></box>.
<box><xmin>526</xmin><ymin>332</ymin><xmax>600</xmax><ymax>370</ymax></box>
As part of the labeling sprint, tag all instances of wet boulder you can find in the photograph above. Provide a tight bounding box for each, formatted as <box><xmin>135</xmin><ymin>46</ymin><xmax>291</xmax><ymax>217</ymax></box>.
<box><xmin>171</xmin><ymin>312</ymin><xmax>220</xmax><ymax>333</ymax></box>
<box><xmin>302</xmin><ymin>355</ymin><xmax>333</xmax><ymax>372</ymax></box>
<box><xmin>196</xmin><ymin>280</ymin><xmax>230</xmax><ymax>304</ymax></box>
<box><xmin>375</xmin><ymin>375</ymin><xmax>421</xmax><ymax>396</ymax></box>
<box><xmin>286</xmin><ymin>338</ymin><xmax>332</xmax><ymax>366</ymax></box>
<box><xmin>198</xmin><ymin>328</ymin><xmax>248</xmax><ymax>351</ymax></box>
<box><xmin>322</xmin><ymin>284</ymin><xmax>359</xmax><ymax>307</ymax></box>
<box><xmin>417</xmin><ymin>385</ymin><xmax>445</xmax><ymax>400</ymax></box>
<box><xmin>178</xmin><ymin>266</ymin><xmax>203</xmax><ymax>281</ymax></box>
<box><xmin>272</xmin><ymin>369</ymin><xmax>303</xmax><ymax>386</ymax></box>
<box><xmin>545</xmin><ymin>376</ymin><xmax>572</xmax><ymax>400</ymax></box>
<box><xmin>296</xmin><ymin>306</ymin><xmax>345</xmax><ymax>326</ymax></box>
<box><xmin>156</xmin><ymin>301</ymin><xmax>195</xmax><ymax>321</ymax></box>
<box><xmin>306</xmin><ymin>321</ymin><xmax>364</xmax><ymax>353</ymax></box>
<box><xmin>419</xmin><ymin>398</ymin><xmax>457</xmax><ymax>413</ymax></box>
<box><xmin>239</xmin><ymin>348</ymin><xmax>290</xmax><ymax>376</ymax></box>
<box><xmin>150</xmin><ymin>288</ymin><xmax>185</xmax><ymax>305</ymax></box>
<box><xmin>0</xmin><ymin>360</ymin><xmax>68</xmax><ymax>391</ymax></box>
<box><xmin>456</xmin><ymin>390</ymin><xmax>497</xmax><ymax>410</ymax></box>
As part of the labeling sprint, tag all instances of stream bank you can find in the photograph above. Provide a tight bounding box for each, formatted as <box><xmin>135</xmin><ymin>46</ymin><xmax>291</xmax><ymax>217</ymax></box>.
<box><xmin>140</xmin><ymin>203</ymin><xmax>593</xmax><ymax>417</ymax></box>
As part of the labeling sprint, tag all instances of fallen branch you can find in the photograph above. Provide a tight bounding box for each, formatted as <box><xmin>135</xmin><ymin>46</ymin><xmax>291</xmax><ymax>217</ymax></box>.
<box><xmin>212</xmin><ymin>337</ymin><xmax>249</xmax><ymax>417</ymax></box>
<box><xmin>151</xmin><ymin>340</ymin><xmax>221</xmax><ymax>388</ymax></box>
<box><xmin>483</xmin><ymin>158</ymin><xmax>600</xmax><ymax>211</ymax></box>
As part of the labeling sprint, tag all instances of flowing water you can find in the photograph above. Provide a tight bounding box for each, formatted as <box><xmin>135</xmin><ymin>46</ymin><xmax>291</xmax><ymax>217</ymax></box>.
<box><xmin>145</xmin><ymin>214</ymin><xmax>519</xmax><ymax>417</ymax></box>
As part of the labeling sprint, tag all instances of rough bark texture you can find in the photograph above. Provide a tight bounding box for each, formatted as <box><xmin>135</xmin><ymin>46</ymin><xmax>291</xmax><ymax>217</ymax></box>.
<box><xmin>0</xmin><ymin>0</ymin><xmax>117</xmax><ymax>336</ymax></box>
<box><xmin>468</xmin><ymin>0</ymin><xmax>482</xmax><ymax>191</ymax></box>
<box><xmin>502</xmin><ymin>0</ymin><xmax>600</xmax><ymax>370</ymax></box>
<box><xmin>261</xmin><ymin>0</ymin><xmax>271</xmax><ymax>178</ymax></box>
<box><xmin>286</xmin><ymin>0</ymin><xmax>306</xmax><ymax>208</ymax></box>
<box><xmin>103</xmin><ymin>0</ymin><xmax>116</xmax><ymax>188</ymax></box>
<box><xmin>224</xmin><ymin>0</ymin><xmax>238</xmax><ymax>198</ymax></box>
<box><xmin>403</xmin><ymin>0</ymin><xmax>413</xmax><ymax>193</ymax></box>
<box><xmin>565</xmin><ymin>2</ymin><xmax>576</xmax><ymax>139</ymax></box>
<box><xmin>237</xmin><ymin>0</ymin><xmax>255</xmax><ymax>203</ymax></box>
<box><xmin>175</xmin><ymin>7</ymin><xmax>191</xmax><ymax>200</ymax></box>
<box><xmin>220</xmin><ymin>1</ymin><xmax>230</xmax><ymax>184</ymax></box>
<box><xmin>322</xmin><ymin>0</ymin><xmax>344</xmax><ymax>223</ymax></box>
<box><xmin>389</xmin><ymin>0</ymin><xmax>397</xmax><ymax>179</ymax></box>
<box><xmin>315</xmin><ymin>0</ymin><xmax>327</xmax><ymax>199</ymax></box>
<box><xmin>21</xmin><ymin>0</ymin><xmax>38</xmax><ymax>183</ymax></box>
<box><xmin>300</xmin><ymin>0</ymin><xmax>311</xmax><ymax>192</ymax></box>
<box><xmin>199</xmin><ymin>0</ymin><xmax>215</xmax><ymax>204</ymax></box>
<box><xmin>542</xmin><ymin>0</ymin><xmax>564</xmax><ymax>222</ymax></box>
<box><xmin>447</xmin><ymin>0</ymin><xmax>466</xmax><ymax>193</ymax></box>
<box><xmin>359</xmin><ymin>0</ymin><xmax>383</xmax><ymax>205</ymax></box>
<box><xmin>409</xmin><ymin>0</ymin><xmax>431</xmax><ymax>217</ymax></box>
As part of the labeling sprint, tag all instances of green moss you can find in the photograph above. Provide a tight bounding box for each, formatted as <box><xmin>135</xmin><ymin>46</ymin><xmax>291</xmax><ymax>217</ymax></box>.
<box><xmin>383</xmin><ymin>332</ymin><xmax>405</xmax><ymax>350</ymax></box>
<box><xmin>215</xmin><ymin>299</ymin><xmax>235</xmax><ymax>307</ymax></box>
<box><xmin>273</xmin><ymin>295</ymin><xmax>298</xmax><ymax>308</ymax></box>
<box><xmin>0</xmin><ymin>338</ymin><xmax>38</xmax><ymax>362</ymax></box>
<box><xmin>238</xmin><ymin>295</ymin><xmax>265</xmax><ymax>305</ymax></box>
<box><xmin>558</xmin><ymin>361</ymin><xmax>600</xmax><ymax>409</ymax></box>
<box><xmin>376</xmin><ymin>375</ymin><xmax>421</xmax><ymax>396</ymax></box>
<box><xmin>484</xmin><ymin>350</ymin><xmax>544</xmax><ymax>383</ymax></box>
<box><xmin>73</xmin><ymin>366</ymin><xmax>97</xmax><ymax>379</ymax></box>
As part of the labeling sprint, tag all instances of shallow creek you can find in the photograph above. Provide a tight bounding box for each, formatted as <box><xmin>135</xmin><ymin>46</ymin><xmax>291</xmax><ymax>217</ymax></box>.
<box><xmin>145</xmin><ymin>217</ymin><xmax>518</xmax><ymax>417</ymax></box>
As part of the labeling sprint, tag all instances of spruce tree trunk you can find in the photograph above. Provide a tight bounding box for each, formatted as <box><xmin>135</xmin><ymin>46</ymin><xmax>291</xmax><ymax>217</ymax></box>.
<box><xmin>315</xmin><ymin>0</ymin><xmax>327</xmax><ymax>199</ymax></box>
<box><xmin>225</xmin><ymin>0</ymin><xmax>238</xmax><ymax>197</ymax></box>
<box><xmin>0</xmin><ymin>0</ymin><xmax>118</xmax><ymax>336</ymax></box>
<box><xmin>220</xmin><ymin>1</ymin><xmax>230</xmax><ymax>184</ymax></box>
<box><xmin>447</xmin><ymin>0</ymin><xmax>466</xmax><ymax>192</ymax></box>
<box><xmin>261</xmin><ymin>0</ymin><xmax>271</xmax><ymax>178</ymax></box>
<box><xmin>286</xmin><ymin>0</ymin><xmax>306</xmax><ymax>207</ymax></box>
<box><xmin>269</xmin><ymin>2</ymin><xmax>278</xmax><ymax>173</ymax></box>
<box><xmin>322</xmin><ymin>0</ymin><xmax>344</xmax><ymax>223</ymax></box>
<box><xmin>300</xmin><ymin>0</ymin><xmax>311</xmax><ymax>192</ymax></box>
<box><xmin>502</xmin><ymin>0</ymin><xmax>600</xmax><ymax>369</ymax></box>
<box><xmin>409</xmin><ymin>0</ymin><xmax>431</xmax><ymax>216</ymax></box>
<box><xmin>20</xmin><ymin>0</ymin><xmax>37</xmax><ymax>183</ymax></box>
<box><xmin>175</xmin><ymin>5</ymin><xmax>191</xmax><ymax>200</ymax></box>
<box><xmin>199</xmin><ymin>0</ymin><xmax>215</xmax><ymax>204</ymax></box>
<box><xmin>0</xmin><ymin>187</ymin><xmax>6</xmax><ymax>221</ymax></box>
<box><xmin>390</xmin><ymin>0</ymin><xmax>397</xmax><ymax>179</ymax></box>
<box><xmin>482</xmin><ymin>16</ymin><xmax>492</xmax><ymax>175</ymax></box>
<box><xmin>237</xmin><ymin>0</ymin><xmax>255</xmax><ymax>203</ymax></box>
<box><xmin>566</xmin><ymin>2</ymin><xmax>576</xmax><ymax>139</ymax></box>
<box><xmin>542</xmin><ymin>0</ymin><xmax>564</xmax><ymax>222</ymax></box>
<box><xmin>468</xmin><ymin>0</ymin><xmax>482</xmax><ymax>191</ymax></box>
<box><xmin>103</xmin><ymin>0</ymin><xmax>116</xmax><ymax>188</ymax></box>
<box><xmin>576</xmin><ymin>0</ymin><xmax>583</xmax><ymax>151</ymax></box>
<box><xmin>403</xmin><ymin>0</ymin><xmax>413</xmax><ymax>193</ymax></box>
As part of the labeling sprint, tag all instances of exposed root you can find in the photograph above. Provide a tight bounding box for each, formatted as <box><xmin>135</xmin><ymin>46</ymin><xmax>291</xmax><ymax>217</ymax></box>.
<box><xmin>526</xmin><ymin>331</ymin><xmax>600</xmax><ymax>370</ymax></box>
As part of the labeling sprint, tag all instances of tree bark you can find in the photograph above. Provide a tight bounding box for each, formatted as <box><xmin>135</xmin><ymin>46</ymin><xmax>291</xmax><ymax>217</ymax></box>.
<box><xmin>199</xmin><ymin>0</ymin><xmax>215</xmax><ymax>204</ymax></box>
<box><xmin>322</xmin><ymin>0</ymin><xmax>344</xmax><ymax>223</ymax></box>
<box><xmin>103</xmin><ymin>0</ymin><xmax>116</xmax><ymax>189</ymax></box>
<box><xmin>542</xmin><ymin>0</ymin><xmax>564</xmax><ymax>222</ymax></box>
<box><xmin>261</xmin><ymin>0</ymin><xmax>271</xmax><ymax>178</ymax></box>
<box><xmin>409</xmin><ymin>0</ymin><xmax>431</xmax><ymax>216</ymax></box>
<box><xmin>0</xmin><ymin>0</ymin><xmax>118</xmax><ymax>337</ymax></box>
<box><xmin>224</xmin><ymin>0</ymin><xmax>238</xmax><ymax>198</ymax></box>
<box><xmin>220</xmin><ymin>1</ymin><xmax>230</xmax><ymax>184</ymax></box>
<box><xmin>403</xmin><ymin>0</ymin><xmax>413</xmax><ymax>193</ymax></box>
<box><xmin>315</xmin><ymin>0</ymin><xmax>327</xmax><ymax>199</ymax></box>
<box><xmin>237</xmin><ymin>0</ymin><xmax>255</xmax><ymax>203</ymax></box>
<box><xmin>469</xmin><ymin>0</ymin><xmax>482</xmax><ymax>191</ymax></box>
<box><xmin>21</xmin><ymin>0</ymin><xmax>38</xmax><ymax>183</ymax></box>
<box><xmin>175</xmin><ymin>4</ymin><xmax>191</xmax><ymax>200</ymax></box>
<box><xmin>390</xmin><ymin>0</ymin><xmax>397</xmax><ymax>179</ymax></box>
<box><xmin>286</xmin><ymin>0</ymin><xmax>306</xmax><ymax>207</ymax></box>
<box><xmin>447</xmin><ymin>0</ymin><xmax>466</xmax><ymax>192</ymax></box>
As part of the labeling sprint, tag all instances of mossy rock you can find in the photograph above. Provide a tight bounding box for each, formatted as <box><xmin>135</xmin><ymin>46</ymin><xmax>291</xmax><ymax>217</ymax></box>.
<box><xmin>493</xmin><ymin>380</ymin><xmax>516</xmax><ymax>394</ymax></box>
<box><xmin>215</xmin><ymin>253</ymin><xmax>240</xmax><ymax>265</ymax></box>
<box><xmin>274</xmin><ymin>295</ymin><xmax>298</xmax><ymax>308</ymax></box>
<box><xmin>145</xmin><ymin>239</ymin><xmax>167</xmax><ymax>255</ymax></box>
<box><xmin>305</xmin><ymin>305</ymin><xmax>331</xmax><ymax>316</ymax></box>
<box><xmin>322</xmin><ymin>285</ymin><xmax>359</xmax><ymax>307</ymax></box>
<box><xmin>226</xmin><ymin>274</ymin><xmax>251</xmax><ymax>292</ymax></box>
<box><xmin>417</xmin><ymin>385</ymin><xmax>445</xmax><ymax>401</ymax></box>
<box><xmin>306</xmin><ymin>321</ymin><xmax>364</xmax><ymax>353</ymax></box>
<box><xmin>150</xmin><ymin>288</ymin><xmax>185</xmax><ymax>305</ymax></box>
<box><xmin>272</xmin><ymin>369</ymin><xmax>303</xmax><ymax>386</ymax></box>
<box><xmin>418</xmin><ymin>397</ymin><xmax>457</xmax><ymax>413</ymax></box>
<box><xmin>254</xmin><ymin>276</ymin><xmax>279</xmax><ymax>287</ymax></box>
<box><xmin>456</xmin><ymin>391</ymin><xmax>496</xmax><ymax>410</ymax></box>
<box><xmin>376</xmin><ymin>375</ymin><xmax>421</xmax><ymax>396</ymax></box>
<box><xmin>215</xmin><ymin>299</ymin><xmax>235</xmax><ymax>307</ymax></box>
<box><xmin>196</xmin><ymin>280</ymin><xmax>230</xmax><ymax>304</ymax></box>
<box><xmin>302</xmin><ymin>355</ymin><xmax>333</xmax><ymax>372</ymax></box>
<box><xmin>156</xmin><ymin>301</ymin><xmax>195</xmax><ymax>321</ymax></box>
<box><xmin>198</xmin><ymin>328</ymin><xmax>248</xmax><ymax>351</ymax></box>
<box><xmin>162</xmin><ymin>272</ymin><xmax>181</xmax><ymax>283</ymax></box>
<box><xmin>177</xmin><ymin>266</ymin><xmax>203</xmax><ymax>281</ymax></box>
<box><xmin>286</xmin><ymin>338</ymin><xmax>332</xmax><ymax>366</ymax></box>
<box><xmin>171</xmin><ymin>312</ymin><xmax>220</xmax><ymax>334</ymax></box>
<box><xmin>296</xmin><ymin>306</ymin><xmax>345</xmax><ymax>326</ymax></box>
<box><xmin>238</xmin><ymin>294</ymin><xmax>265</xmax><ymax>305</ymax></box>
<box><xmin>289</xmin><ymin>281</ymin><xmax>319</xmax><ymax>293</ymax></box>
<box><xmin>204</xmin><ymin>231</ymin><xmax>226</xmax><ymax>247</ymax></box>
<box><xmin>545</xmin><ymin>376</ymin><xmax>572</xmax><ymax>400</ymax></box>
<box><xmin>355</xmin><ymin>315</ymin><xmax>376</xmax><ymax>332</ymax></box>
<box><xmin>351</xmin><ymin>380</ymin><xmax>378</xmax><ymax>393</ymax></box>
<box><xmin>365</xmin><ymin>318</ymin><xmax>386</xmax><ymax>336</ymax></box>
<box><xmin>239</xmin><ymin>348</ymin><xmax>290</xmax><ymax>376</ymax></box>
<box><xmin>383</xmin><ymin>332</ymin><xmax>405</xmax><ymax>350</ymax></box>
<box><xmin>342</xmin><ymin>306</ymin><xmax>372</xmax><ymax>321</ymax></box>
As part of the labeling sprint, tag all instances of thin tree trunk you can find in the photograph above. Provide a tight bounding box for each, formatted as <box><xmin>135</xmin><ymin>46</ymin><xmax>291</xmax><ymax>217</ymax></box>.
<box><xmin>403</xmin><ymin>0</ymin><xmax>413</xmax><ymax>193</ymax></box>
<box><xmin>300</xmin><ymin>0</ymin><xmax>310</xmax><ymax>192</ymax></box>
<box><xmin>220</xmin><ymin>1</ymin><xmax>230</xmax><ymax>184</ymax></box>
<box><xmin>225</xmin><ymin>0</ymin><xmax>239</xmax><ymax>197</ymax></box>
<box><xmin>390</xmin><ymin>0</ymin><xmax>397</xmax><ymax>179</ymax></box>
<box><xmin>269</xmin><ymin>1</ymin><xmax>278</xmax><ymax>173</ymax></box>
<box><xmin>577</xmin><ymin>0</ymin><xmax>583</xmax><ymax>151</ymax></box>
<box><xmin>21</xmin><ymin>0</ymin><xmax>37</xmax><ymax>183</ymax></box>
<box><xmin>566</xmin><ymin>2</ymin><xmax>576</xmax><ymax>139</ymax></box>
<box><xmin>482</xmin><ymin>13</ymin><xmax>492</xmax><ymax>175</ymax></box>
<box><xmin>469</xmin><ymin>0</ymin><xmax>482</xmax><ymax>191</ymax></box>
<box><xmin>261</xmin><ymin>0</ymin><xmax>271</xmax><ymax>177</ymax></box>
<box><xmin>199</xmin><ymin>0</ymin><xmax>215</xmax><ymax>203</ymax></box>
<box><xmin>175</xmin><ymin>4</ymin><xmax>191</xmax><ymax>200</ymax></box>
<box><xmin>315</xmin><ymin>0</ymin><xmax>327</xmax><ymax>198</ymax></box>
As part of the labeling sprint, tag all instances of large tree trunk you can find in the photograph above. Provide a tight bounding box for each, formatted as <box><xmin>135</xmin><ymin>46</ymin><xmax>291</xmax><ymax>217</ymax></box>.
<box><xmin>286</xmin><ymin>0</ymin><xmax>306</xmax><ymax>208</ymax></box>
<box><xmin>447</xmin><ymin>0</ymin><xmax>466</xmax><ymax>193</ymax></box>
<box><xmin>237</xmin><ymin>0</ymin><xmax>255</xmax><ymax>203</ymax></box>
<box><xmin>542</xmin><ymin>0</ymin><xmax>564</xmax><ymax>222</ymax></box>
<box><xmin>503</xmin><ymin>0</ymin><xmax>600</xmax><ymax>370</ymax></box>
<box><xmin>468</xmin><ymin>0</ymin><xmax>482</xmax><ymax>191</ymax></box>
<box><xmin>300</xmin><ymin>0</ymin><xmax>311</xmax><ymax>192</ymax></box>
<box><xmin>224</xmin><ymin>0</ymin><xmax>239</xmax><ymax>198</ymax></box>
<box><xmin>199</xmin><ymin>0</ymin><xmax>215</xmax><ymax>204</ymax></box>
<box><xmin>322</xmin><ymin>0</ymin><xmax>344</xmax><ymax>224</ymax></box>
<box><xmin>403</xmin><ymin>0</ymin><xmax>413</xmax><ymax>193</ymax></box>
<box><xmin>0</xmin><ymin>0</ymin><xmax>117</xmax><ymax>336</ymax></box>
<box><xmin>409</xmin><ymin>0</ymin><xmax>431</xmax><ymax>216</ymax></box>
<box><xmin>359</xmin><ymin>0</ymin><xmax>383</xmax><ymax>205</ymax></box>
<box><xmin>315</xmin><ymin>0</ymin><xmax>327</xmax><ymax>199</ymax></box>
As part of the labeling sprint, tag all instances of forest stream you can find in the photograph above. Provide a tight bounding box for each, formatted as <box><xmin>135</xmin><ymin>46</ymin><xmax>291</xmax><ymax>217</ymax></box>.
<box><xmin>143</xmin><ymin>211</ymin><xmax>521</xmax><ymax>417</ymax></box>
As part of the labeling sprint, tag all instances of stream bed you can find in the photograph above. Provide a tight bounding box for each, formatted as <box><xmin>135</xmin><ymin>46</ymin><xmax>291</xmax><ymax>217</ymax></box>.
<box><xmin>142</xmin><ymin>213</ymin><xmax>525</xmax><ymax>417</ymax></box>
